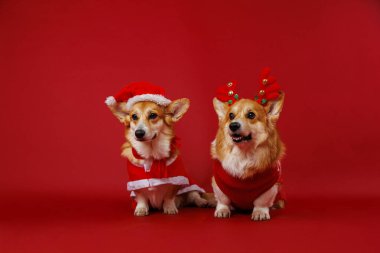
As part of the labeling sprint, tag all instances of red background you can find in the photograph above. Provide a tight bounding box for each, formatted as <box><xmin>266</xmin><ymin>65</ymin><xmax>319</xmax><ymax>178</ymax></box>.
<box><xmin>1</xmin><ymin>0</ymin><xmax>380</xmax><ymax>252</ymax></box>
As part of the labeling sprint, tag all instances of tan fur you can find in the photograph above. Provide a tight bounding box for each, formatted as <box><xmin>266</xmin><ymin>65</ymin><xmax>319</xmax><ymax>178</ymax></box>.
<box><xmin>107</xmin><ymin>98</ymin><xmax>214</xmax><ymax>215</ymax></box>
<box><xmin>127</xmin><ymin>101</ymin><xmax>176</xmax><ymax>160</ymax></box>
<box><xmin>211</xmin><ymin>94</ymin><xmax>285</xmax><ymax>220</ymax></box>
<box><xmin>121</xmin><ymin>142</ymin><xmax>144</xmax><ymax>166</ymax></box>
<box><xmin>212</xmin><ymin>95</ymin><xmax>285</xmax><ymax>178</ymax></box>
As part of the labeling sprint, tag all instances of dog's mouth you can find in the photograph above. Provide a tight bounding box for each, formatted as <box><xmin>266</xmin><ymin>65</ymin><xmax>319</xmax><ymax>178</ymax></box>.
<box><xmin>136</xmin><ymin>134</ymin><xmax>157</xmax><ymax>142</ymax></box>
<box><xmin>230</xmin><ymin>133</ymin><xmax>252</xmax><ymax>143</ymax></box>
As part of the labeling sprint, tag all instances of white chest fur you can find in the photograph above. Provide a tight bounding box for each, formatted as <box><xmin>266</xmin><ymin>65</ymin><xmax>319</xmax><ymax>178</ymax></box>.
<box><xmin>130</xmin><ymin>133</ymin><xmax>171</xmax><ymax>160</ymax></box>
<box><xmin>220</xmin><ymin>145</ymin><xmax>270</xmax><ymax>178</ymax></box>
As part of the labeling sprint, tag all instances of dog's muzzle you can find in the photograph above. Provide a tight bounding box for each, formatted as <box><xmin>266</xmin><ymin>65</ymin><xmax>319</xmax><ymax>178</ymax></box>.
<box><xmin>230</xmin><ymin>133</ymin><xmax>252</xmax><ymax>143</ymax></box>
<box><xmin>229</xmin><ymin>122</ymin><xmax>241</xmax><ymax>132</ymax></box>
<box><xmin>135</xmin><ymin>129</ymin><xmax>145</xmax><ymax>139</ymax></box>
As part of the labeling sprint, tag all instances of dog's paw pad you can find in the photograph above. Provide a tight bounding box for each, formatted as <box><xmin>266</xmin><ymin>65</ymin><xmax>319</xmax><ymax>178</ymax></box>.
<box><xmin>251</xmin><ymin>209</ymin><xmax>270</xmax><ymax>221</ymax></box>
<box><xmin>134</xmin><ymin>207</ymin><xmax>149</xmax><ymax>216</ymax></box>
<box><xmin>163</xmin><ymin>207</ymin><xmax>178</xmax><ymax>215</ymax></box>
<box><xmin>214</xmin><ymin>208</ymin><xmax>231</xmax><ymax>218</ymax></box>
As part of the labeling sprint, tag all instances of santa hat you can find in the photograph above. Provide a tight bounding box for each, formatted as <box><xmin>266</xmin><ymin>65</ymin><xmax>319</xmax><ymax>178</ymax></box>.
<box><xmin>215</xmin><ymin>67</ymin><xmax>282</xmax><ymax>106</ymax></box>
<box><xmin>105</xmin><ymin>82</ymin><xmax>171</xmax><ymax>110</ymax></box>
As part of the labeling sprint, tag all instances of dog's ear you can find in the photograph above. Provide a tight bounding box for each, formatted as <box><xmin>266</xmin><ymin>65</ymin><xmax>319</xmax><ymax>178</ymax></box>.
<box><xmin>165</xmin><ymin>98</ymin><xmax>190</xmax><ymax>123</ymax></box>
<box><xmin>265</xmin><ymin>92</ymin><xmax>285</xmax><ymax>125</ymax></box>
<box><xmin>213</xmin><ymin>98</ymin><xmax>228</xmax><ymax>121</ymax></box>
<box><xmin>106</xmin><ymin>101</ymin><xmax>130</xmax><ymax>126</ymax></box>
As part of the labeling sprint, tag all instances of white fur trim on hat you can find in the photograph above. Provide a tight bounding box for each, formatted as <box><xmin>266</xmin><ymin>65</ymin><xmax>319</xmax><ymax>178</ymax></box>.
<box><xmin>126</xmin><ymin>94</ymin><xmax>171</xmax><ymax>110</ymax></box>
<box><xmin>105</xmin><ymin>96</ymin><xmax>116</xmax><ymax>106</ymax></box>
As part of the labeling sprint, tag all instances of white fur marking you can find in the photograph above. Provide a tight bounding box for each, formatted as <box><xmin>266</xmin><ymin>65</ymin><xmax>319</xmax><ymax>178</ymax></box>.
<box><xmin>253</xmin><ymin>184</ymin><xmax>278</xmax><ymax>208</ymax></box>
<box><xmin>221</xmin><ymin>145</ymin><xmax>270</xmax><ymax>178</ymax></box>
<box><xmin>128</xmin><ymin>130</ymin><xmax>171</xmax><ymax>160</ymax></box>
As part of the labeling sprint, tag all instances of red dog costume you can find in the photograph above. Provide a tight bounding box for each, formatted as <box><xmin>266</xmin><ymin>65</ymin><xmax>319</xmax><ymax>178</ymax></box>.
<box><xmin>127</xmin><ymin>147</ymin><xmax>204</xmax><ymax>196</ymax></box>
<box><xmin>213</xmin><ymin>160</ymin><xmax>284</xmax><ymax>210</ymax></box>
<box><xmin>214</xmin><ymin>68</ymin><xmax>285</xmax><ymax>210</ymax></box>
<box><xmin>105</xmin><ymin>82</ymin><xmax>205</xmax><ymax>198</ymax></box>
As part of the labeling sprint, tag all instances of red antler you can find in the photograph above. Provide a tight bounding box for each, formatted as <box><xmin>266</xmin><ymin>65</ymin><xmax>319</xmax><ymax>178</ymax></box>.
<box><xmin>215</xmin><ymin>81</ymin><xmax>239</xmax><ymax>105</ymax></box>
<box><xmin>254</xmin><ymin>67</ymin><xmax>281</xmax><ymax>105</ymax></box>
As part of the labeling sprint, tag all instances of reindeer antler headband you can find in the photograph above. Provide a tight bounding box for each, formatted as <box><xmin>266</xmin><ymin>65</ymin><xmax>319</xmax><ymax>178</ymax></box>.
<box><xmin>216</xmin><ymin>67</ymin><xmax>282</xmax><ymax>106</ymax></box>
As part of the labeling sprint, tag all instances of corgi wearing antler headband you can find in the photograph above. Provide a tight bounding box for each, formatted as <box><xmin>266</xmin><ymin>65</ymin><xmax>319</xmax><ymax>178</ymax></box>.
<box><xmin>211</xmin><ymin>68</ymin><xmax>286</xmax><ymax>221</ymax></box>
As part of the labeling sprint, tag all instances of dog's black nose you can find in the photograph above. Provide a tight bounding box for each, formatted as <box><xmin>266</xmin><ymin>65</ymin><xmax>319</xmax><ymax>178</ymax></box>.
<box><xmin>229</xmin><ymin>122</ymin><xmax>241</xmax><ymax>132</ymax></box>
<box><xmin>135</xmin><ymin>129</ymin><xmax>145</xmax><ymax>139</ymax></box>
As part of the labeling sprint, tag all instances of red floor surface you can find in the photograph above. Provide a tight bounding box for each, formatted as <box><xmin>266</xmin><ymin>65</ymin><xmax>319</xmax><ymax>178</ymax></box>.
<box><xmin>1</xmin><ymin>191</ymin><xmax>380</xmax><ymax>253</ymax></box>
<box><xmin>1</xmin><ymin>0</ymin><xmax>380</xmax><ymax>252</ymax></box>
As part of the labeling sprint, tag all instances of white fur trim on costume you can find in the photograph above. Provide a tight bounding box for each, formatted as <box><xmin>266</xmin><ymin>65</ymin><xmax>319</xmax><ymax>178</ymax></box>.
<box><xmin>130</xmin><ymin>183</ymin><xmax>205</xmax><ymax>197</ymax></box>
<box><xmin>143</xmin><ymin>159</ymin><xmax>153</xmax><ymax>172</ymax></box>
<box><xmin>277</xmin><ymin>161</ymin><xmax>282</xmax><ymax>173</ymax></box>
<box><xmin>166</xmin><ymin>154</ymin><xmax>178</xmax><ymax>166</ymax></box>
<box><xmin>177</xmin><ymin>184</ymin><xmax>205</xmax><ymax>195</ymax></box>
<box><xmin>126</xmin><ymin>94</ymin><xmax>171</xmax><ymax>110</ymax></box>
<box><xmin>127</xmin><ymin>176</ymin><xmax>189</xmax><ymax>191</ymax></box>
<box><xmin>105</xmin><ymin>96</ymin><xmax>116</xmax><ymax>106</ymax></box>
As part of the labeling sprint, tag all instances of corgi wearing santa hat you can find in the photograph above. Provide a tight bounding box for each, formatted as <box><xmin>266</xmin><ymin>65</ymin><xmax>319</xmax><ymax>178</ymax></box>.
<box><xmin>105</xmin><ymin>82</ymin><xmax>214</xmax><ymax>216</ymax></box>
<box><xmin>211</xmin><ymin>68</ymin><xmax>286</xmax><ymax>221</ymax></box>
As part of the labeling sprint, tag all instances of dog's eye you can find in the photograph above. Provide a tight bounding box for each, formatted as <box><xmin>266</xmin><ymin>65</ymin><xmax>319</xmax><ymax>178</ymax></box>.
<box><xmin>131</xmin><ymin>114</ymin><xmax>138</xmax><ymax>121</ymax></box>
<box><xmin>247</xmin><ymin>112</ymin><xmax>256</xmax><ymax>119</ymax></box>
<box><xmin>229</xmin><ymin>113</ymin><xmax>235</xmax><ymax>120</ymax></box>
<box><xmin>149</xmin><ymin>113</ymin><xmax>158</xmax><ymax>120</ymax></box>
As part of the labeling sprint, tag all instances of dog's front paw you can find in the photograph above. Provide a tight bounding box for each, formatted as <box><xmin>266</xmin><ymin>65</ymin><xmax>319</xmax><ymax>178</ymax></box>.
<box><xmin>214</xmin><ymin>207</ymin><xmax>231</xmax><ymax>218</ymax></box>
<box><xmin>163</xmin><ymin>199</ymin><xmax>179</xmax><ymax>215</ymax></box>
<box><xmin>251</xmin><ymin>207</ymin><xmax>270</xmax><ymax>221</ymax></box>
<box><xmin>134</xmin><ymin>206</ymin><xmax>149</xmax><ymax>216</ymax></box>
<box><xmin>163</xmin><ymin>206</ymin><xmax>178</xmax><ymax>215</ymax></box>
